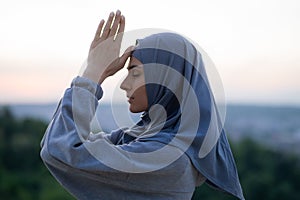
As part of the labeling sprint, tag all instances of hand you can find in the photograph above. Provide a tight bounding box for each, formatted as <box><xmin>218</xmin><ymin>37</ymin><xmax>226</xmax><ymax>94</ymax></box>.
<box><xmin>82</xmin><ymin>10</ymin><xmax>132</xmax><ymax>84</ymax></box>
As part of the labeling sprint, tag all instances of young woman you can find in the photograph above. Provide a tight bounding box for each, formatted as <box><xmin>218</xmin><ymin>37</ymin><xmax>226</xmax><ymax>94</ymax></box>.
<box><xmin>40</xmin><ymin>10</ymin><xmax>244</xmax><ymax>200</ymax></box>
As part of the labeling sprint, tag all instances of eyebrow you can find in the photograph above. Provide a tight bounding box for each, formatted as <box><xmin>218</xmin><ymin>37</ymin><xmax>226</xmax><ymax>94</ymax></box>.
<box><xmin>127</xmin><ymin>65</ymin><xmax>139</xmax><ymax>70</ymax></box>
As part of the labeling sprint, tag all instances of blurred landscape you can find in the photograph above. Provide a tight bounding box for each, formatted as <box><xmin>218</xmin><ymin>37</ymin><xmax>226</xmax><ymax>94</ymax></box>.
<box><xmin>1</xmin><ymin>103</ymin><xmax>300</xmax><ymax>199</ymax></box>
<box><xmin>9</xmin><ymin>103</ymin><xmax>300</xmax><ymax>154</ymax></box>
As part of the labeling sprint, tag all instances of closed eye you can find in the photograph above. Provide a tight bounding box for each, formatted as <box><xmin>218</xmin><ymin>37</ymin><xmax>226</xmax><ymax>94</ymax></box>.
<box><xmin>127</xmin><ymin>65</ymin><xmax>138</xmax><ymax>70</ymax></box>
<box><xmin>132</xmin><ymin>70</ymin><xmax>140</xmax><ymax>77</ymax></box>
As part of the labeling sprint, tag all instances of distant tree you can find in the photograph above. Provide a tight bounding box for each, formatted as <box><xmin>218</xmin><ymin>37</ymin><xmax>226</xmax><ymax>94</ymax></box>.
<box><xmin>193</xmin><ymin>138</ymin><xmax>300</xmax><ymax>200</ymax></box>
<box><xmin>0</xmin><ymin>107</ymin><xmax>74</xmax><ymax>199</ymax></box>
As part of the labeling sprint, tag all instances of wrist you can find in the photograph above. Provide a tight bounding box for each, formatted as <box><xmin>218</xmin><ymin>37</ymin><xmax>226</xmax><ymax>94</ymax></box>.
<box><xmin>82</xmin><ymin>67</ymin><xmax>106</xmax><ymax>84</ymax></box>
<box><xmin>98</xmin><ymin>74</ymin><xmax>106</xmax><ymax>85</ymax></box>
<box><xmin>82</xmin><ymin>69</ymin><xmax>99</xmax><ymax>84</ymax></box>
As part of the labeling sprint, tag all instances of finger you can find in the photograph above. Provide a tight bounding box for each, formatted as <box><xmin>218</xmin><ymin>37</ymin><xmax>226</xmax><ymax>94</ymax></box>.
<box><xmin>124</xmin><ymin>45</ymin><xmax>135</xmax><ymax>54</ymax></box>
<box><xmin>101</xmin><ymin>12</ymin><xmax>115</xmax><ymax>40</ymax></box>
<box><xmin>115</xmin><ymin>15</ymin><xmax>125</xmax><ymax>43</ymax></box>
<box><xmin>118</xmin><ymin>15</ymin><xmax>125</xmax><ymax>34</ymax></box>
<box><xmin>109</xmin><ymin>10</ymin><xmax>122</xmax><ymax>38</ymax></box>
<box><xmin>119</xmin><ymin>46</ymin><xmax>134</xmax><ymax>66</ymax></box>
<box><xmin>93</xmin><ymin>19</ymin><xmax>105</xmax><ymax>41</ymax></box>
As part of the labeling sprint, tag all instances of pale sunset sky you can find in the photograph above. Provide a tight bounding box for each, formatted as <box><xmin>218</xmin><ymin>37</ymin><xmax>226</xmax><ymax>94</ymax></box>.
<box><xmin>0</xmin><ymin>0</ymin><xmax>299</xmax><ymax>106</ymax></box>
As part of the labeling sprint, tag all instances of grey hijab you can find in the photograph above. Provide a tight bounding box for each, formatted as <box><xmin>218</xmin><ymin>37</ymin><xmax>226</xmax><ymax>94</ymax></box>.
<box><xmin>122</xmin><ymin>32</ymin><xmax>245</xmax><ymax>199</ymax></box>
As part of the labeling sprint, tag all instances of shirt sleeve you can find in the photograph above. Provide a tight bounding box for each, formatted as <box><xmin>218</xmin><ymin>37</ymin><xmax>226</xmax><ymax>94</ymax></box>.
<box><xmin>40</xmin><ymin>76</ymin><xmax>125</xmax><ymax>172</ymax></box>
<box><xmin>39</xmin><ymin>76</ymin><xmax>176</xmax><ymax>171</ymax></box>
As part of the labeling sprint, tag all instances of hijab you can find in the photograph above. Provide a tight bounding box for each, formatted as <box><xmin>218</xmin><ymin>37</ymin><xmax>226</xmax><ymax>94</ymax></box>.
<box><xmin>125</xmin><ymin>32</ymin><xmax>245</xmax><ymax>199</ymax></box>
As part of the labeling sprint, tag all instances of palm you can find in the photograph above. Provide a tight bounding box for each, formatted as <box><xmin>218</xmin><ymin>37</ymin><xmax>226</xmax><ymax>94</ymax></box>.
<box><xmin>83</xmin><ymin>11</ymin><xmax>132</xmax><ymax>84</ymax></box>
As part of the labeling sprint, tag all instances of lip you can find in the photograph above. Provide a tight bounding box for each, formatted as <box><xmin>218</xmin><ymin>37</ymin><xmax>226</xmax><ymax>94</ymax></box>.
<box><xmin>127</xmin><ymin>96</ymin><xmax>134</xmax><ymax>104</ymax></box>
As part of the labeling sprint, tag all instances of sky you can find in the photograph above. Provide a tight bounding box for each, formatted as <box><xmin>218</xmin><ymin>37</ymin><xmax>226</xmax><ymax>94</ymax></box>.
<box><xmin>0</xmin><ymin>0</ymin><xmax>299</xmax><ymax>106</ymax></box>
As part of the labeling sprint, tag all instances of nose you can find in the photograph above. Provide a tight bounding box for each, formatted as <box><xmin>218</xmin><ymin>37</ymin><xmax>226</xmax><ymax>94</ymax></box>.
<box><xmin>120</xmin><ymin>75</ymin><xmax>131</xmax><ymax>91</ymax></box>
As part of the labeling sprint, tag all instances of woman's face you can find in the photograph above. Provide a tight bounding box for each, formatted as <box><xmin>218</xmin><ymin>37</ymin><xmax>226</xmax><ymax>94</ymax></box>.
<box><xmin>120</xmin><ymin>56</ymin><xmax>148</xmax><ymax>113</ymax></box>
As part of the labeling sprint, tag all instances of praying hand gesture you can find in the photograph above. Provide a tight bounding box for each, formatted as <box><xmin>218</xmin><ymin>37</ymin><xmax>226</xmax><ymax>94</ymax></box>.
<box><xmin>83</xmin><ymin>10</ymin><xmax>133</xmax><ymax>84</ymax></box>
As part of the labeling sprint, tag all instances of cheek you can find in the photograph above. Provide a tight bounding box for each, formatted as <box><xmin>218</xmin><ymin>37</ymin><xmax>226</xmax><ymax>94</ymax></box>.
<box><xmin>133</xmin><ymin>86</ymin><xmax>148</xmax><ymax>107</ymax></box>
<box><xmin>132</xmin><ymin>78</ymin><xmax>145</xmax><ymax>91</ymax></box>
<box><xmin>131</xmin><ymin>76</ymin><xmax>146</xmax><ymax>96</ymax></box>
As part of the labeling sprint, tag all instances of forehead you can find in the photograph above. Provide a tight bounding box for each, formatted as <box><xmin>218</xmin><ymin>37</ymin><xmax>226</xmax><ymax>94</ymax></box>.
<box><xmin>129</xmin><ymin>56</ymin><xmax>143</xmax><ymax>66</ymax></box>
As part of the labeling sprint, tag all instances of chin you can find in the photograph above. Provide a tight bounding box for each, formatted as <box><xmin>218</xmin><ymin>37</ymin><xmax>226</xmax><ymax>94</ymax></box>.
<box><xmin>129</xmin><ymin>105</ymin><xmax>145</xmax><ymax>113</ymax></box>
<box><xmin>129</xmin><ymin>107</ymin><xmax>141</xmax><ymax>113</ymax></box>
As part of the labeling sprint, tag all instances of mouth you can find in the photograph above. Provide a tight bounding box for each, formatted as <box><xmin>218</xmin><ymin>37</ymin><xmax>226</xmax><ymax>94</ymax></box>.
<box><xmin>127</xmin><ymin>96</ymin><xmax>134</xmax><ymax>104</ymax></box>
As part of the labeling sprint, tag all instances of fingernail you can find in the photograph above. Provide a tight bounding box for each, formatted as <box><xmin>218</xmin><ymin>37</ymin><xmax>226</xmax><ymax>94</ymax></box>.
<box><xmin>110</xmin><ymin>12</ymin><xmax>114</xmax><ymax>17</ymax></box>
<box><xmin>116</xmin><ymin>10</ymin><xmax>121</xmax><ymax>15</ymax></box>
